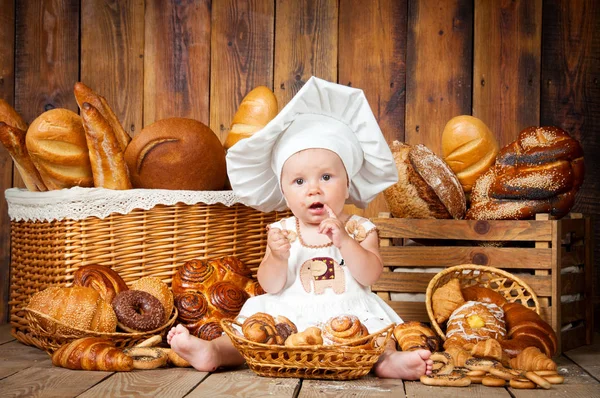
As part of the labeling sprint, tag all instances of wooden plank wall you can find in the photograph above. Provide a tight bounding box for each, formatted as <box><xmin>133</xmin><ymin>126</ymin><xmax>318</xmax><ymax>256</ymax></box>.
<box><xmin>0</xmin><ymin>0</ymin><xmax>598</xmax><ymax>327</ymax></box>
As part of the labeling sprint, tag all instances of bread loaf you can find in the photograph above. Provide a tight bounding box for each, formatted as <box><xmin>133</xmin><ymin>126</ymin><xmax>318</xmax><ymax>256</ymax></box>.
<box><xmin>80</xmin><ymin>102</ymin><xmax>132</xmax><ymax>189</ymax></box>
<box><xmin>442</xmin><ymin>115</ymin><xmax>499</xmax><ymax>193</ymax></box>
<box><xmin>26</xmin><ymin>286</ymin><xmax>117</xmax><ymax>333</ymax></box>
<box><xmin>25</xmin><ymin>108</ymin><xmax>94</xmax><ymax>189</ymax></box>
<box><xmin>172</xmin><ymin>257</ymin><xmax>259</xmax><ymax>339</ymax></box>
<box><xmin>74</xmin><ymin>82</ymin><xmax>131</xmax><ymax>151</ymax></box>
<box><xmin>0</xmin><ymin>123</ymin><xmax>47</xmax><ymax>191</ymax></box>
<box><xmin>124</xmin><ymin>117</ymin><xmax>227</xmax><ymax>190</ymax></box>
<box><xmin>383</xmin><ymin>141</ymin><xmax>466</xmax><ymax>219</ymax></box>
<box><xmin>499</xmin><ymin>302</ymin><xmax>557</xmax><ymax>358</ymax></box>
<box><xmin>467</xmin><ymin>126</ymin><xmax>584</xmax><ymax>220</ymax></box>
<box><xmin>224</xmin><ymin>86</ymin><xmax>278</xmax><ymax>150</ymax></box>
<box><xmin>52</xmin><ymin>337</ymin><xmax>133</xmax><ymax>371</ymax></box>
<box><xmin>0</xmin><ymin>98</ymin><xmax>28</xmax><ymax>131</ymax></box>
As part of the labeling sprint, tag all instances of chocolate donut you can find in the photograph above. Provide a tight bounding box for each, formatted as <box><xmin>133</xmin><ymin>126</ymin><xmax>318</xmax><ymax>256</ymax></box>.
<box><xmin>112</xmin><ymin>290</ymin><xmax>165</xmax><ymax>332</ymax></box>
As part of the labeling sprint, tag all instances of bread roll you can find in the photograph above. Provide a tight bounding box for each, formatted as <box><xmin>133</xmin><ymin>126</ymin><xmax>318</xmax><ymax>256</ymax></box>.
<box><xmin>72</xmin><ymin>264</ymin><xmax>128</xmax><ymax>304</ymax></box>
<box><xmin>383</xmin><ymin>141</ymin><xmax>466</xmax><ymax>219</ymax></box>
<box><xmin>25</xmin><ymin>108</ymin><xmax>94</xmax><ymax>189</ymax></box>
<box><xmin>442</xmin><ymin>115</ymin><xmax>499</xmax><ymax>192</ymax></box>
<box><xmin>224</xmin><ymin>86</ymin><xmax>278</xmax><ymax>150</ymax></box>
<box><xmin>0</xmin><ymin>123</ymin><xmax>47</xmax><ymax>191</ymax></box>
<box><xmin>26</xmin><ymin>286</ymin><xmax>117</xmax><ymax>333</ymax></box>
<box><xmin>124</xmin><ymin>117</ymin><xmax>227</xmax><ymax>190</ymax></box>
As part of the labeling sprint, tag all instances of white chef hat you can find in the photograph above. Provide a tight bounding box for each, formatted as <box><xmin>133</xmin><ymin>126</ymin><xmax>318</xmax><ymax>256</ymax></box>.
<box><xmin>226</xmin><ymin>76</ymin><xmax>398</xmax><ymax>212</ymax></box>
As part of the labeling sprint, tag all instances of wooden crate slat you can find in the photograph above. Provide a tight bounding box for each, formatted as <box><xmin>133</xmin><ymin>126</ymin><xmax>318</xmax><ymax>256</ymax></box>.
<box><xmin>385</xmin><ymin>301</ymin><xmax>429</xmax><ymax>323</ymax></box>
<box><xmin>561</xmin><ymin>245</ymin><xmax>586</xmax><ymax>268</ymax></box>
<box><xmin>561</xmin><ymin>323</ymin><xmax>588</xmax><ymax>353</ymax></box>
<box><xmin>562</xmin><ymin>300</ymin><xmax>587</xmax><ymax>325</ymax></box>
<box><xmin>561</xmin><ymin>272</ymin><xmax>586</xmax><ymax>296</ymax></box>
<box><xmin>374</xmin><ymin>218</ymin><xmax>553</xmax><ymax>241</ymax></box>
<box><xmin>381</xmin><ymin>246</ymin><xmax>552</xmax><ymax>268</ymax></box>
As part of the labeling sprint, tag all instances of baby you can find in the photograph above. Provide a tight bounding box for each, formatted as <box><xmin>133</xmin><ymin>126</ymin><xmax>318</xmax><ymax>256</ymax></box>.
<box><xmin>168</xmin><ymin>77</ymin><xmax>433</xmax><ymax>379</ymax></box>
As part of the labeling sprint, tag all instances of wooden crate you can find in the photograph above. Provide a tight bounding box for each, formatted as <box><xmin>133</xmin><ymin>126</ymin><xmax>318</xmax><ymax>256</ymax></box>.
<box><xmin>372</xmin><ymin>213</ymin><xmax>594</xmax><ymax>354</ymax></box>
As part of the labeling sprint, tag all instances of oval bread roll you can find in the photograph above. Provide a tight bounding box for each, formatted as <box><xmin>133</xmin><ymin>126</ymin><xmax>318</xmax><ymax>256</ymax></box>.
<box><xmin>25</xmin><ymin>108</ymin><xmax>93</xmax><ymax>189</ymax></box>
<box><xmin>442</xmin><ymin>115</ymin><xmax>499</xmax><ymax>193</ymax></box>
<box><xmin>224</xmin><ymin>86</ymin><xmax>278</xmax><ymax>150</ymax></box>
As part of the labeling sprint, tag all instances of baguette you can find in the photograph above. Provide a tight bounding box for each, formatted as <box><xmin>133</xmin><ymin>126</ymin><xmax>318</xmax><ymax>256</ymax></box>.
<box><xmin>80</xmin><ymin>102</ymin><xmax>132</xmax><ymax>189</ymax></box>
<box><xmin>0</xmin><ymin>122</ymin><xmax>47</xmax><ymax>191</ymax></box>
<box><xmin>74</xmin><ymin>82</ymin><xmax>131</xmax><ymax>151</ymax></box>
<box><xmin>0</xmin><ymin>98</ymin><xmax>28</xmax><ymax>131</ymax></box>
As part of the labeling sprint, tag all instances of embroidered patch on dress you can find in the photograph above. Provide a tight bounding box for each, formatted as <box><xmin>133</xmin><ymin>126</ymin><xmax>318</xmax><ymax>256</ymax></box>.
<box><xmin>299</xmin><ymin>257</ymin><xmax>345</xmax><ymax>295</ymax></box>
<box><xmin>345</xmin><ymin>219</ymin><xmax>367</xmax><ymax>242</ymax></box>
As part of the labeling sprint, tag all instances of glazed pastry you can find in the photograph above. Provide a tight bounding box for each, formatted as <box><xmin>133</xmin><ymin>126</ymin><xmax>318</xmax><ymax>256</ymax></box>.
<box><xmin>445</xmin><ymin>301</ymin><xmax>506</xmax><ymax>345</ymax></box>
<box><xmin>72</xmin><ymin>264</ymin><xmax>128</xmax><ymax>304</ymax></box>
<box><xmin>112</xmin><ymin>290</ymin><xmax>165</xmax><ymax>332</ymax></box>
<box><xmin>432</xmin><ymin>278</ymin><xmax>465</xmax><ymax>324</ymax></box>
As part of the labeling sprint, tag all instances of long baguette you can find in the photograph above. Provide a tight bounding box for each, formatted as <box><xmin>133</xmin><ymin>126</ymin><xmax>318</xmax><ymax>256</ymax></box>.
<box><xmin>0</xmin><ymin>122</ymin><xmax>47</xmax><ymax>191</ymax></box>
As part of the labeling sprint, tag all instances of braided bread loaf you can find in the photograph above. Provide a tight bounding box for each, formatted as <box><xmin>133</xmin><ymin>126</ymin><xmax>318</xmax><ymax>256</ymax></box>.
<box><xmin>172</xmin><ymin>256</ymin><xmax>263</xmax><ymax>340</ymax></box>
<box><xmin>467</xmin><ymin>126</ymin><xmax>584</xmax><ymax>220</ymax></box>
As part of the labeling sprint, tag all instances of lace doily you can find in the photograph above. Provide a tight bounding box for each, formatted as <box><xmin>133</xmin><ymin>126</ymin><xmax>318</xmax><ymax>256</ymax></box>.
<box><xmin>5</xmin><ymin>187</ymin><xmax>250</xmax><ymax>222</ymax></box>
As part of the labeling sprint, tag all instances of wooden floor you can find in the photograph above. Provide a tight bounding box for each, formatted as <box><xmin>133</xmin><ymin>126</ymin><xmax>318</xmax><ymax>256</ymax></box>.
<box><xmin>1</xmin><ymin>325</ymin><xmax>599</xmax><ymax>398</ymax></box>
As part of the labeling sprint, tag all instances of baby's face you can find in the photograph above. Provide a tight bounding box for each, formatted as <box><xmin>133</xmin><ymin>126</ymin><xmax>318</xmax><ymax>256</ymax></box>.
<box><xmin>280</xmin><ymin>148</ymin><xmax>349</xmax><ymax>225</ymax></box>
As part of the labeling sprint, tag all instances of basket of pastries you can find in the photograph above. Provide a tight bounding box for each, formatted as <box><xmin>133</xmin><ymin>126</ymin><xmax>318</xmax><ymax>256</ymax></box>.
<box><xmin>22</xmin><ymin>265</ymin><xmax>178</xmax><ymax>353</ymax></box>
<box><xmin>2</xmin><ymin>82</ymin><xmax>290</xmax><ymax>347</ymax></box>
<box><xmin>221</xmin><ymin>313</ymin><xmax>394</xmax><ymax>380</ymax></box>
<box><xmin>418</xmin><ymin>264</ymin><xmax>563</xmax><ymax>389</ymax></box>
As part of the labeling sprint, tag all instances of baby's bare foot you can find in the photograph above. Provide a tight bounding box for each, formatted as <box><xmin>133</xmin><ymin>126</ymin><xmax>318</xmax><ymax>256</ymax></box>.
<box><xmin>169</xmin><ymin>324</ymin><xmax>220</xmax><ymax>372</ymax></box>
<box><xmin>373</xmin><ymin>349</ymin><xmax>433</xmax><ymax>380</ymax></box>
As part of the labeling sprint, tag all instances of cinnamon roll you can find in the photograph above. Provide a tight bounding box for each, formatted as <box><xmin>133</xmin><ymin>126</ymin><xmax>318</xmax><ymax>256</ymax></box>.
<box><xmin>171</xmin><ymin>259</ymin><xmax>218</xmax><ymax>296</ymax></box>
<box><xmin>322</xmin><ymin>315</ymin><xmax>370</xmax><ymax>347</ymax></box>
<box><xmin>207</xmin><ymin>281</ymin><xmax>249</xmax><ymax>318</ymax></box>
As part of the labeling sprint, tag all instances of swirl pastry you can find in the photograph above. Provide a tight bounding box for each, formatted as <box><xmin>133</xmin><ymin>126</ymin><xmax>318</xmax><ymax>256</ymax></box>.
<box><xmin>72</xmin><ymin>264</ymin><xmax>128</xmax><ymax>304</ymax></box>
<box><xmin>171</xmin><ymin>259</ymin><xmax>218</xmax><ymax>296</ymax></box>
<box><xmin>322</xmin><ymin>315</ymin><xmax>371</xmax><ymax>347</ymax></box>
<box><xmin>207</xmin><ymin>281</ymin><xmax>249</xmax><ymax>318</ymax></box>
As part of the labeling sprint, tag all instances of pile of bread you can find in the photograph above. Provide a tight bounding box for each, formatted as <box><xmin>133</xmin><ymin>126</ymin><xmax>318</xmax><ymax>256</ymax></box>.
<box><xmin>405</xmin><ymin>280</ymin><xmax>563</xmax><ymax>388</ymax></box>
<box><xmin>172</xmin><ymin>256</ymin><xmax>264</xmax><ymax>340</ymax></box>
<box><xmin>0</xmin><ymin>84</ymin><xmax>277</xmax><ymax>192</ymax></box>
<box><xmin>239</xmin><ymin>313</ymin><xmax>374</xmax><ymax>349</ymax></box>
<box><xmin>383</xmin><ymin>115</ymin><xmax>585</xmax><ymax>220</ymax></box>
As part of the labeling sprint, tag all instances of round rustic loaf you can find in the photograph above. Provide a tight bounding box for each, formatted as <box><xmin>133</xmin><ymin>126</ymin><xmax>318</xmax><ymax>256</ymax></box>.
<box><xmin>442</xmin><ymin>115</ymin><xmax>499</xmax><ymax>193</ymax></box>
<box><xmin>124</xmin><ymin>117</ymin><xmax>227</xmax><ymax>190</ymax></box>
<box><xmin>383</xmin><ymin>141</ymin><xmax>466</xmax><ymax>219</ymax></box>
<box><xmin>26</xmin><ymin>108</ymin><xmax>94</xmax><ymax>189</ymax></box>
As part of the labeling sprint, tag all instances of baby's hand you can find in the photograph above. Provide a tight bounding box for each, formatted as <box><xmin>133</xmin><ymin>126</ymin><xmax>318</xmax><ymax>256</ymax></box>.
<box><xmin>318</xmin><ymin>204</ymin><xmax>350</xmax><ymax>249</ymax></box>
<box><xmin>267</xmin><ymin>227</ymin><xmax>291</xmax><ymax>261</ymax></box>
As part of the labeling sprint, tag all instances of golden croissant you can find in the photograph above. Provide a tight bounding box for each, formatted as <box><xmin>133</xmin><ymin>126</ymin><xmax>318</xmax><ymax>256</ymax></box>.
<box><xmin>509</xmin><ymin>346</ymin><xmax>557</xmax><ymax>371</ymax></box>
<box><xmin>432</xmin><ymin>278</ymin><xmax>465</xmax><ymax>324</ymax></box>
<box><xmin>52</xmin><ymin>337</ymin><xmax>133</xmax><ymax>371</ymax></box>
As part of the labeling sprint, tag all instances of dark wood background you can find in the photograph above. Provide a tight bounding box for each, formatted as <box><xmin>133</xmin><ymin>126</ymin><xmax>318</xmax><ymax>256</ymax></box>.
<box><xmin>0</xmin><ymin>0</ymin><xmax>598</xmax><ymax>328</ymax></box>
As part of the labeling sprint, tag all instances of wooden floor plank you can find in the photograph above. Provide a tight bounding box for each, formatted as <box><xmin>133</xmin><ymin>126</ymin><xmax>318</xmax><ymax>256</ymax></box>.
<box><xmin>0</xmin><ymin>366</ymin><xmax>111</xmax><ymax>397</ymax></box>
<box><xmin>405</xmin><ymin>380</ymin><xmax>511</xmax><ymax>397</ymax></box>
<box><xmin>0</xmin><ymin>340</ymin><xmax>53</xmax><ymax>379</ymax></box>
<box><xmin>563</xmin><ymin>332</ymin><xmax>600</xmax><ymax>380</ymax></box>
<box><xmin>187</xmin><ymin>367</ymin><xmax>299</xmax><ymax>397</ymax></box>
<box><xmin>79</xmin><ymin>368</ymin><xmax>207</xmax><ymax>398</ymax></box>
<box><xmin>299</xmin><ymin>375</ymin><xmax>404</xmax><ymax>397</ymax></box>
<box><xmin>509</xmin><ymin>356</ymin><xmax>600</xmax><ymax>397</ymax></box>
<box><xmin>0</xmin><ymin>324</ymin><xmax>15</xmax><ymax>344</ymax></box>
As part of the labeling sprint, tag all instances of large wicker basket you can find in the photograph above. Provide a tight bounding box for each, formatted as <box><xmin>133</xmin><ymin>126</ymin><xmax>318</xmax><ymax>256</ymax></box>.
<box><xmin>221</xmin><ymin>319</ymin><xmax>394</xmax><ymax>380</ymax></box>
<box><xmin>425</xmin><ymin>264</ymin><xmax>540</xmax><ymax>340</ymax></box>
<box><xmin>6</xmin><ymin>188</ymin><xmax>290</xmax><ymax>349</ymax></box>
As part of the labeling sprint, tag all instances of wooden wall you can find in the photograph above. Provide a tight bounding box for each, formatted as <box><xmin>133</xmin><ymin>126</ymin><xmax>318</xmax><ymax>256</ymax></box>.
<box><xmin>0</xmin><ymin>0</ymin><xmax>598</xmax><ymax>327</ymax></box>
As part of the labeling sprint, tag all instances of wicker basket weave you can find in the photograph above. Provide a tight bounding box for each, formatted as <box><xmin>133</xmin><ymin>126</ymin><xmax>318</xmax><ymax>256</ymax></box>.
<box><xmin>22</xmin><ymin>307</ymin><xmax>178</xmax><ymax>354</ymax></box>
<box><xmin>8</xmin><ymin>190</ymin><xmax>290</xmax><ymax>349</ymax></box>
<box><xmin>221</xmin><ymin>319</ymin><xmax>394</xmax><ymax>380</ymax></box>
<box><xmin>425</xmin><ymin>264</ymin><xmax>540</xmax><ymax>340</ymax></box>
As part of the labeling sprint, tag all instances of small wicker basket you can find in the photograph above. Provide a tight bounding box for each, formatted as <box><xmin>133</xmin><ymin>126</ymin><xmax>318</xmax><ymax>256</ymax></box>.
<box><xmin>221</xmin><ymin>319</ymin><xmax>394</xmax><ymax>380</ymax></box>
<box><xmin>22</xmin><ymin>307</ymin><xmax>178</xmax><ymax>353</ymax></box>
<box><xmin>425</xmin><ymin>264</ymin><xmax>540</xmax><ymax>340</ymax></box>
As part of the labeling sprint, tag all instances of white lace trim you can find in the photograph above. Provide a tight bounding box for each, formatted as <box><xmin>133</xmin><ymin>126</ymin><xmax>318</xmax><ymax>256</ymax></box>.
<box><xmin>5</xmin><ymin>187</ymin><xmax>249</xmax><ymax>222</ymax></box>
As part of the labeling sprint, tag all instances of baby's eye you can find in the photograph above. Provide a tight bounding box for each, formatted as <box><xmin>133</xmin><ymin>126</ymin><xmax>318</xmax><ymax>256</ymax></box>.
<box><xmin>322</xmin><ymin>174</ymin><xmax>331</xmax><ymax>181</ymax></box>
<box><xmin>295</xmin><ymin>178</ymin><xmax>304</xmax><ymax>185</ymax></box>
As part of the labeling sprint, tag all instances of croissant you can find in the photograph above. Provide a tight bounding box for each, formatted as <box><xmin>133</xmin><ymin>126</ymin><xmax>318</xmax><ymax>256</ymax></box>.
<box><xmin>393</xmin><ymin>321</ymin><xmax>440</xmax><ymax>352</ymax></box>
<box><xmin>285</xmin><ymin>327</ymin><xmax>323</xmax><ymax>346</ymax></box>
<box><xmin>432</xmin><ymin>278</ymin><xmax>465</xmax><ymax>324</ymax></box>
<box><xmin>509</xmin><ymin>346</ymin><xmax>557</xmax><ymax>371</ymax></box>
<box><xmin>444</xmin><ymin>345</ymin><xmax>472</xmax><ymax>367</ymax></box>
<box><xmin>52</xmin><ymin>337</ymin><xmax>133</xmax><ymax>371</ymax></box>
<box><xmin>470</xmin><ymin>338</ymin><xmax>503</xmax><ymax>362</ymax></box>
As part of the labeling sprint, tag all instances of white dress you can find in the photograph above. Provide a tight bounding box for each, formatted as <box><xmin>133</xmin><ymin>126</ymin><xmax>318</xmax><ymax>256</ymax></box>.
<box><xmin>237</xmin><ymin>215</ymin><xmax>403</xmax><ymax>333</ymax></box>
